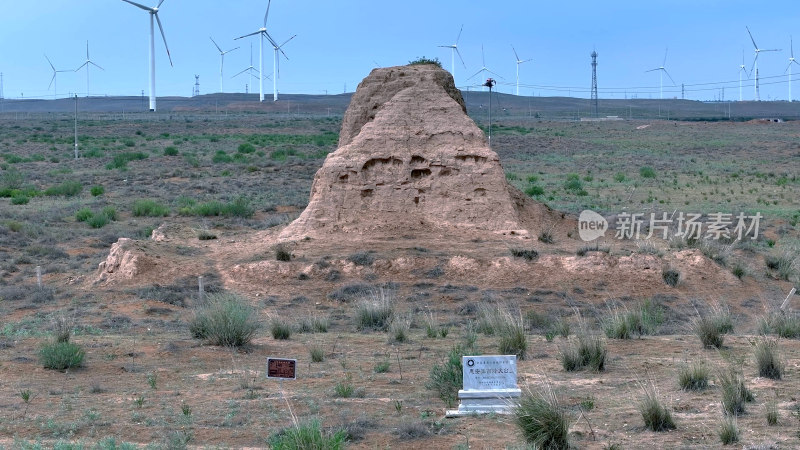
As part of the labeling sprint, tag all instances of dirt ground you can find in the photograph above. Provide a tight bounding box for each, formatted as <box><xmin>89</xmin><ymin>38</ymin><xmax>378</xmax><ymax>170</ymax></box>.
<box><xmin>0</xmin><ymin>113</ymin><xmax>799</xmax><ymax>448</ymax></box>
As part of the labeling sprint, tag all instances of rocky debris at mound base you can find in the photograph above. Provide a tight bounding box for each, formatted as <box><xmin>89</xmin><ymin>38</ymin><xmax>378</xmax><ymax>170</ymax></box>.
<box><xmin>279</xmin><ymin>64</ymin><xmax>566</xmax><ymax>241</ymax></box>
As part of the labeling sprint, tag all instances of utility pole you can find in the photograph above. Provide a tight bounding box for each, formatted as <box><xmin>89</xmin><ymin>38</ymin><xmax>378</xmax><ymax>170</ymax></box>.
<box><xmin>74</xmin><ymin>95</ymin><xmax>79</xmax><ymax>160</ymax></box>
<box><xmin>590</xmin><ymin>51</ymin><xmax>598</xmax><ymax>116</ymax></box>
<box><xmin>681</xmin><ymin>83</ymin><xmax>685</xmax><ymax>100</ymax></box>
<box><xmin>483</xmin><ymin>78</ymin><xmax>496</xmax><ymax>148</ymax></box>
<box><xmin>193</xmin><ymin>75</ymin><xmax>200</xmax><ymax>97</ymax></box>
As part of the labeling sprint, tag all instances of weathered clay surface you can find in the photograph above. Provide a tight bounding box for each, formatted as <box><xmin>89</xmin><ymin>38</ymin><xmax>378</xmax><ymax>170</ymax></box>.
<box><xmin>280</xmin><ymin>64</ymin><xmax>556</xmax><ymax>239</ymax></box>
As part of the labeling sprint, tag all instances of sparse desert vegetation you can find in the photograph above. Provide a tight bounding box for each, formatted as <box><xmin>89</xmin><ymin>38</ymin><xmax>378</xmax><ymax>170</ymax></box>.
<box><xmin>0</xmin><ymin>110</ymin><xmax>799</xmax><ymax>448</ymax></box>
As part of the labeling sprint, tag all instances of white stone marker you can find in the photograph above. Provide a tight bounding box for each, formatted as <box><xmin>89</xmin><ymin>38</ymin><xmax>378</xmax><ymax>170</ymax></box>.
<box><xmin>445</xmin><ymin>355</ymin><xmax>521</xmax><ymax>417</ymax></box>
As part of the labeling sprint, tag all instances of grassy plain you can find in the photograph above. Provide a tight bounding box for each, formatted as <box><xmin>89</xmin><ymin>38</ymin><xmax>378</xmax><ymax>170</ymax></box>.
<box><xmin>0</xmin><ymin>112</ymin><xmax>799</xmax><ymax>448</ymax></box>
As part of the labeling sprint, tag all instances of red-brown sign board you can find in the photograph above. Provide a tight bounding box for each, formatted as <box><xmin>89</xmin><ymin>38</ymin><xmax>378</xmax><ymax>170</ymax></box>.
<box><xmin>267</xmin><ymin>357</ymin><xmax>296</xmax><ymax>380</ymax></box>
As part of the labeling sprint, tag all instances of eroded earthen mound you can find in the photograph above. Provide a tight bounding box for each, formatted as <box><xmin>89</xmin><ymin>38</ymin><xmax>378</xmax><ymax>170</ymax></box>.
<box><xmin>280</xmin><ymin>64</ymin><xmax>564</xmax><ymax>240</ymax></box>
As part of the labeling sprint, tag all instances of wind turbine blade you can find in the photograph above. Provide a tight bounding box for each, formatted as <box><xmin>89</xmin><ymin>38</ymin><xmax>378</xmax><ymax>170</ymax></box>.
<box><xmin>750</xmin><ymin>55</ymin><xmax>757</xmax><ymax>75</ymax></box>
<box><xmin>155</xmin><ymin>13</ymin><xmax>173</xmax><ymax>66</ymax></box>
<box><xmin>793</xmin><ymin>59</ymin><xmax>800</xmax><ymax>67</ymax></box>
<box><xmin>263</xmin><ymin>0</ymin><xmax>271</xmax><ymax>27</ymax></box>
<box><xmin>521</xmin><ymin>58</ymin><xmax>533</xmax><ymax>64</ymax></box>
<box><xmin>120</xmin><ymin>0</ymin><xmax>152</xmax><ymax>11</ymax></box>
<box><xmin>226</xmin><ymin>46</ymin><xmax>240</xmax><ymax>54</ymax></box>
<box><xmin>663</xmin><ymin>69</ymin><xmax>676</xmax><ymax>85</ymax></box>
<box><xmin>232</xmin><ymin>67</ymin><xmax>250</xmax><ymax>78</ymax></box>
<box><xmin>761</xmin><ymin>48</ymin><xmax>781</xmax><ymax>52</ymax></box>
<box><xmin>278</xmin><ymin>34</ymin><xmax>296</xmax><ymax>49</ymax></box>
<box><xmin>235</xmin><ymin>30</ymin><xmax>261</xmax><ymax>40</ymax></box>
<box><xmin>76</xmin><ymin>61</ymin><xmax>89</xmax><ymax>71</ymax></box>
<box><xmin>45</xmin><ymin>54</ymin><xmax>55</xmax><ymax>71</ymax></box>
<box><xmin>157</xmin><ymin>0</ymin><xmax>165</xmax><ymax>8</ymax></box>
<box><xmin>511</xmin><ymin>44</ymin><xmax>520</xmax><ymax>62</ymax></box>
<box><xmin>455</xmin><ymin>25</ymin><xmax>463</xmax><ymax>45</ymax></box>
<box><xmin>786</xmin><ymin>62</ymin><xmax>793</xmax><ymax>74</ymax></box>
<box><xmin>662</xmin><ymin>47</ymin><xmax>668</xmax><ymax>67</ymax></box>
<box><xmin>90</xmin><ymin>62</ymin><xmax>104</xmax><ymax>70</ymax></box>
<box><xmin>48</xmin><ymin>73</ymin><xmax>56</xmax><ymax>90</ymax></box>
<box><xmin>263</xmin><ymin>32</ymin><xmax>279</xmax><ymax>49</ymax></box>
<box><xmin>645</xmin><ymin>68</ymin><xmax>660</xmax><ymax>73</ymax></box>
<box><xmin>466</xmin><ymin>69</ymin><xmax>484</xmax><ymax>81</ymax></box>
<box><xmin>210</xmin><ymin>37</ymin><xmax>223</xmax><ymax>53</ymax></box>
<box><xmin>437</xmin><ymin>45</ymin><xmax>452</xmax><ymax>49</ymax></box>
<box><xmin>455</xmin><ymin>48</ymin><xmax>467</xmax><ymax>69</ymax></box>
<box><xmin>746</xmin><ymin>26</ymin><xmax>758</xmax><ymax>50</ymax></box>
<box><xmin>485</xmin><ymin>68</ymin><xmax>504</xmax><ymax>79</ymax></box>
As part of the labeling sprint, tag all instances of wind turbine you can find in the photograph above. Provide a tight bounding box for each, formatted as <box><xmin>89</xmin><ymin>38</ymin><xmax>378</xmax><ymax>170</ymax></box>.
<box><xmin>738</xmin><ymin>50</ymin><xmax>748</xmax><ymax>102</ymax></box>
<box><xmin>269</xmin><ymin>34</ymin><xmax>295</xmax><ymax>101</ymax></box>
<box><xmin>746</xmin><ymin>26</ymin><xmax>780</xmax><ymax>101</ymax></box>
<box><xmin>75</xmin><ymin>41</ymin><xmax>104</xmax><ymax>97</ymax></box>
<box><xmin>232</xmin><ymin>43</ymin><xmax>266</xmax><ymax>94</ymax></box>
<box><xmin>120</xmin><ymin>0</ymin><xmax>173</xmax><ymax>112</ymax></box>
<box><xmin>645</xmin><ymin>48</ymin><xmax>675</xmax><ymax>99</ymax></box>
<box><xmin>210</xmin><ymin>37</ymin><xmax>239</xmax><ymax>93</ymax></box>
<box><xmin>467</xmin><ymin>45</ymin><xmax>504</xmax><ymax>89</ymax></box>
<box><xmin>437</xmin><ymin>25</ymin><xmax>466</xmax><ymax>80</ymax></box>
<box><xmin>786</xmin><ymin>36</ymin><xmax>800</xmax><ymax>102</ymax></box>
<box><xmin>511</xmin><ymin>45</ymin><xmax>531</xmax><ymax>96</ymax></box>
<box><xmin>45</xmin><ymin>55</ymin><xmax>71</xmax><ymax>99</ymax></box>
<box><xmin>236</xmin><ymin>0</ymin><xmax>282</xmax><ymax>102</ymax></box>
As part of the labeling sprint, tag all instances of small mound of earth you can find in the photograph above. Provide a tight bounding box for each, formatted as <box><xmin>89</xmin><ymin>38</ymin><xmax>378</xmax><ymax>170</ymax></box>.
<box><xmin>279</xmin><ymin>64</ymin><xmax>569</xmax><ymax>241</ymax></box>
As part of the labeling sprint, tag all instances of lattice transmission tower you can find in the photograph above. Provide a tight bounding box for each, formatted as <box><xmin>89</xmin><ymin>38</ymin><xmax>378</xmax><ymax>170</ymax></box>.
<box><xmin>590</xmin><ymin>51</ymin><xmax>598</xmax><ymax>116</ymax></box>
<box><xmin>193</xmin><ymin>75</ymin><xmax>200</xmax><ymax>97</ymax></box>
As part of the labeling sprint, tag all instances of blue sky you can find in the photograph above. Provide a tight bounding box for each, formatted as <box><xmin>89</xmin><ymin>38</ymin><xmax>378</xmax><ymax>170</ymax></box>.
<box><xmin>1</xmin><ymin>0</ymin><xmax>798</xmax><ymax>101</ymax></box>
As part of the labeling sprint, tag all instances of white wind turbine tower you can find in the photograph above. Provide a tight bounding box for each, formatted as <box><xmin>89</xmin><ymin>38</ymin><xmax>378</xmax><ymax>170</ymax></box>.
<box><xmin>738</xmin><ymin>50</ymin><xmax>748</xmax><ymax>101</ymax></box>
<box><xmin>75</xmin><ymin>41</ymin><xmax>104</xmax><ymax>97</ymax></box>
<box><xmin>45</xmin><ymin>55</ymin><xmax>71</xmax><ymax>99</ymax></box>
<box><xmin>232</xmin><ymin>43</ymin><xmax>266</xmax><ymax>94</ymax></box>
<box><xmin>120</xmin><ymin>0</ymin><xmax>173</xmax><ymax>112</ymax></box>
<box><xmin>467</xmin><ymin>45</ymin><xmax>504</xmax><ymax>89</ymax></box>
<box><xmin>210</xmin><ymin>37</ymin><xmax>239</xmax><ymax>93</ymax></box>
<box><xmin>511</xmin><ymin>45</ymin><xmax>531</xmax><ymax>96</ymax></box>
<box><xmin>645</xmin><ymin>48</ymin><xmax>675</xmax><ymax>99</ymax></box>
<box><xmin>269</xmin><ymin>34</ymin><xmax>296</xmax><ymax>101</ymax></box>
<box><xmin>236</xmin><ymin>0</ymin><xmax>282</xmax><ymax>102</ymax></box>
<box><xmin>746</xmin><ymin>26</ymin><xmax>780</xmax><ymax>102</ymax></box>
<box><xmin>438</xmin><ymin>25</ymin><xmax>466</xmax><ymax>80</ymax></box>
<box><xmin>785</xmin><ymin>36</ymin><xmax>800</xmax><ymax>102</ymax></box>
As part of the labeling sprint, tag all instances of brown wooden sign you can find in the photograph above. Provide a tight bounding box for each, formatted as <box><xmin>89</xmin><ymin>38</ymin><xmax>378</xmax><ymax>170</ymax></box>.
<box><xmin>266</xmin><ymin>357</ymin><xmax>296</xmax><ymax>380</ymax></box>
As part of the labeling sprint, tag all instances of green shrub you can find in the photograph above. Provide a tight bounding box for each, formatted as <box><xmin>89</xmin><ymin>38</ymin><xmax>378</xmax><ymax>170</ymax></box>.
<box><xmin>268</xmin><ymin>420</ymin><xmax>346</xmax><ymax>450</ymax></box>
<box><xmin>275</xmin><ymin>244</ymin><xmax>292</xmax><ymax>261</ymax></box>
<box><xmin>132</xmin><ymin>199</ymin><xmax>170</xmax><ymax>217</ymax></box>
<box><xmin>334</xmin><ymin>376</ymin><xmax>357</xmax><ymax>398</ymax></box>
<box><xmin>719</xmin><ymin>366</ymin><xmax>753</xmax><ymax>416</ymax></box>
<box><xmin>11</xmin><ymin>195</ymin><xmax>29</xmax><ymax>205</ymax></box>
<box><xmin>90</xmin><ymin>185</ymin><xmax>105</xmax><ymax>196</ymax></box>
<box><xmin>678</xmin><ymin>361</ymin><xmax>709</xmax><ymax>391</ymax></box>
<box><xmin>355</xmin><ymin>288</ymin><xmax>394</xmax><ymax>331</ymax></box>
<box><xmin>296</xmin><ymin>315</ymin><xmax>329</xmax><ymax>333</ymax></box>
<box><xmin>269</xmin><ymin>317</ymin><xmax>292</xmax><ymax>340</ymax></box>
<box><xmin>426</xmin><ymin>344</ymin><xmax>474</xmax><ymax>407</ymax></box>
<box><xmin>347</xmin><ymin>251</ymin><xmax>375</xmax><ymax>267</ymax></box>
<box><xmin>638</xmin><ymin>380</ymin><xmax>676</xmax><ymax>431</ymax></box>
<box><xmin>408</xmin><ymin>56</ymin><xmax>442</xmax><ymax>67</ymax></box>
<box><xmin>101</xmin><ymin>206</ymin><xmax>118</xmax><ymax>221</ymax></box>
<box><xmin>514</xmin><ymin>383</ymin><xmax>570</xmax><ymax>449</ymax></box>
<box><xmin>39</xmin><ymin>341</ymin><xmax>85</xmax><ymax>371</ymax></box>
<box><xmin>525</xmin><ymin>184</ymin><xmax>545</xmax><ymax>197</ymax></box>
<box><xmin>639</xmin><ymin>166</ymin><xmax>657</xmax><ymax>178</ymax></box>
<box><xmin>75</xmin><ymin>208</ymin><xmax>94</xmax><ymax>222</ymax></box>
<box><xmin>44</xmin><ymin>180</ymin><xmax>82</xmax><ymax>197</ymax></box>
<box><xmin>310</xmin><ymin>346</ymin><xmax>325</xmax><ymax>363</ymax></box>
<box><xmin>498</xmin><ymin>312</ymin><xmax>528</xmax><ymax>360</ymax></box>
<box><xmin>237</xmin><ymin>143</ymin><xmax>256</xmax><ymax>154</ymax></box>
<box><xmin>389</xmin><ymin>315</ymin><xmax>411</xmax><ymax>343</ymax></box>
<box><xmin>374</xmin><ymin>361</ymin><xmax>390</xmax><ymax>373</ymax></box>
<box><xmin>693</xmin><ymin>315</ymin><xmax>724</xmax><ymax>348</ymax></box>
<box><xmin>163</xmin><ymin>146</ymin><xmax>179</xmax><ymax>156</ymax></box>
<box><xmin>754</xmin><ymin>338</ymin><xmax>783</xmax><ymax>380</ymax></box>
<box><xmin>212</xmin><ymin>151</ymin><xmax>232</xmax><ymax>163</ymax></box>
<box><xmin>107</xmin><ymin>152</ymin><xmax>148</xmax><ymax>170</ymax></box>
<box><xmin>87</xmin><ymin>213</ymin><xmax>110</xmax><ymax>229</ymax></box>
<box><xmin>559</xmin><ymin>317</ymin><xmax>606</xmax><ymax>372</ymax></box>
<box><xmin>189</xmin><ymin>292</ymin><xmax>260</xmax><ymax>347</ymax></box>
<box><xmin>759</xmin><ymin>311</ymin><xmax>800</xmax><ymax>338</ymax></box>
<box><xmin>718</xmin><ymin>415</ymin><xmax>739</xmax><ymax>445</ymax></box>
